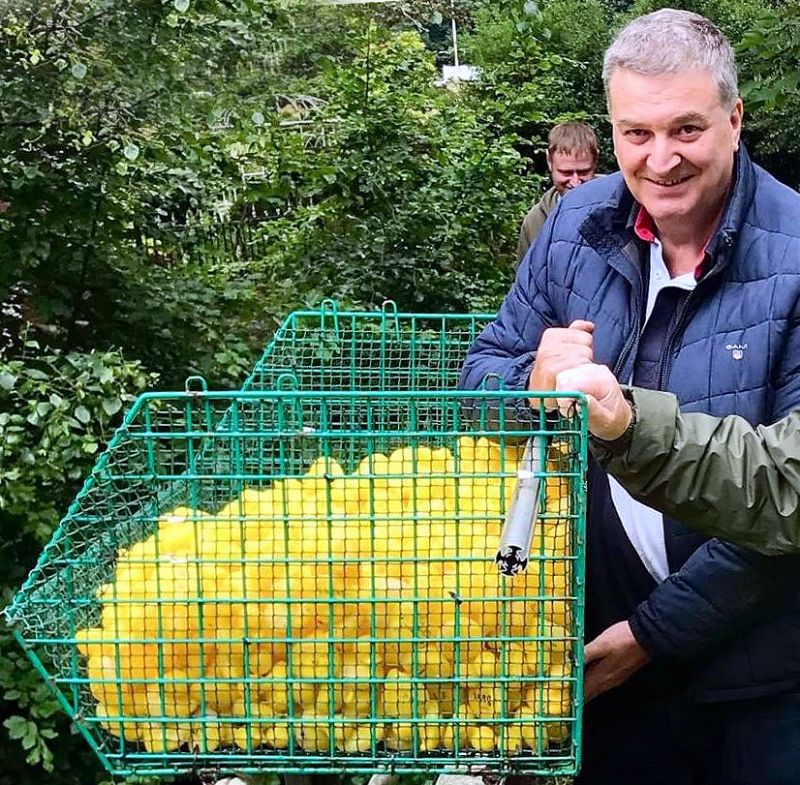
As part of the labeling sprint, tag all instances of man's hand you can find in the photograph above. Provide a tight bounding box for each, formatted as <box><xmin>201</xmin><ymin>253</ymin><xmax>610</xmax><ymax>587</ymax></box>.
<box><xmin>529</xmin><ymin>320</ymin><xmax>594</xmax><ymax>408</ymax></box>
<box><xmin>555</xmin><ymin>363</ymin><xmax>632</xmax><ymax>440</ymax></box>
<box><xmin>583</xmin><ymin>621</ymin><xmax>651</xmax><ymax>702</ymax></box>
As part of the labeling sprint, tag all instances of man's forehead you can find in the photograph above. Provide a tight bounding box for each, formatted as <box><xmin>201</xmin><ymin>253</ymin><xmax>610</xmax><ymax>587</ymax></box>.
<box><xmin>550</xmin><ymin>149</ymin><xmax>596</xmax><ymax>167</ymax></box>
<box><xmin>607</xmin><ymin>67</ymin><xmax>725</xmax><ymax>117</ymax></box>
<box><xmin>615</xmin><ymin>110</ymin><xmax>711</xmax><ymax>128</ymax></box>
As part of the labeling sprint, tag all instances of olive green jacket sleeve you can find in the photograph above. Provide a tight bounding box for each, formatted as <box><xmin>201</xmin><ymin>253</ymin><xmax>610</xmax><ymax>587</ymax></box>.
<box><xmin>515</xmin><ymin>186</ymin><xmax>561</xmax><ymax>268</ymax></box>
<box><xmin>591</xmin><ymin>387</ymin><xmax>800</xmax><ymax>556</ymax></box>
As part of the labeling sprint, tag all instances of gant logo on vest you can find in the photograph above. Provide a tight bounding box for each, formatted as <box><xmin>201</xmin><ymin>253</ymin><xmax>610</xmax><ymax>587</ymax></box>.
<box><xmin>725</xmin><ymin>343</ymin><xmax>748</xmax><ymax>360</ymax></box>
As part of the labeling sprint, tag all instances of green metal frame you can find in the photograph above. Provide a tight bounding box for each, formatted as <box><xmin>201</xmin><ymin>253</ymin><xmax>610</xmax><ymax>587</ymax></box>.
<box><xmin>4</xmin><ymin>304</ymin><xmax>589</xmax><ymax>780</ymax></box>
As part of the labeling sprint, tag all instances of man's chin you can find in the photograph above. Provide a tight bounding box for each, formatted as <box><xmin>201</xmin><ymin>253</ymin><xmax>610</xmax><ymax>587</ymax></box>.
<box><xmin>638</xmin><ymin>193</ymin><xmax>696</xmax><ymax>224</ymax></box>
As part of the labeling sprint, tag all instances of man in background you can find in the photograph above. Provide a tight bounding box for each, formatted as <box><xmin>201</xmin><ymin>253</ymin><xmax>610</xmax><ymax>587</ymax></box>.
<box><xmin>516</xmin><ymin>121</ymin><xmax>599</xmax><ymax>265</ymax></box>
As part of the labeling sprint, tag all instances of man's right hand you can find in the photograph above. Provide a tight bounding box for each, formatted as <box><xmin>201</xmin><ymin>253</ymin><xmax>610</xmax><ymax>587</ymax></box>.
<box><xmin>555</xmin><ymin>363</ymin><xmax>632</xmax><ymax>441</ymax></box>
<box><xmin>528</xmin><ymin>320</ymin><xmax>594</xmax><ymax>407</ymax></box>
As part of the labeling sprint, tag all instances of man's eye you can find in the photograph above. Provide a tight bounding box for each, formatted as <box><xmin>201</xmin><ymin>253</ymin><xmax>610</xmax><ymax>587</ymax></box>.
<box><xmin>625</xmin><ymin>129</ymin><xmax>647</xmax><ymax>139</ymax></box>
<box><xmin>679</xmin><ymin>125</ymin><xmax>702</xmax><ymax>136</ymax></box>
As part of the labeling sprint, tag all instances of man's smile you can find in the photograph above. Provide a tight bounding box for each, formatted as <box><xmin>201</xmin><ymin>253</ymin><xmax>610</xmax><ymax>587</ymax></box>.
<box><xmin>642</xmin><ymin>173</ymin><xmax>695</xmax><ymax>188</ymax></box>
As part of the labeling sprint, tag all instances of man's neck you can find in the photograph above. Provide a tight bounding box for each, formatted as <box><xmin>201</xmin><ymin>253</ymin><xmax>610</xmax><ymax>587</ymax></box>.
<box><xmin>659</xmin><ymin>234</ymin><xmax>707</xmax><ymax>277</ymax></box>
<box><xmin>657</xmin><ymin>206</ymin><xmax>725</xmax><ymax>278</ymax></box>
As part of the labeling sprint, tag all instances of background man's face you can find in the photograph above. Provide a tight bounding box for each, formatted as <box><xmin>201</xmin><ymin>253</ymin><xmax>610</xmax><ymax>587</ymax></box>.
<box><xmin>609</xmin><ymin>67</ymin><xmax>743</xmax><ymax>231</ymax></box>
<box><xmin>547</xmin><ymin>150</ymin><xmax>597</xmax><ymax>194</ymax></box>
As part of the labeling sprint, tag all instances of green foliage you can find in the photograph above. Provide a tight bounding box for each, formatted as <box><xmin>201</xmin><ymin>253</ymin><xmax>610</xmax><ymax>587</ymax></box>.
<box><xmin>0</xmin><ymin>0</ymin><xmax>285</xmax><ymax>359</ymax></box>
<box><xmin>461</xmin><ymin>0</ymin><xmax>614</xmax><ymax>164</ymax></box>
<box><xmin>239</xmin><ymin>21</ymin><xmax>541</xmax><ymax>310</ymax></box>
<box><xmin>0</xmin><ymin>341</ymin><xmax>157</xmax><ymax>546</ymax></box>
<box><xmin>0</xmin><ymin>341</ymin><xmax>156</xmax><ymax>781</ymax></box>
<box><xmin>736</xmin><ymin>3</ymin><xmax>800</xmax><ymax>184</ymax></box>
<box><xmin>1</xmin><ymin>638</ymin><xmax>63</xmax><ymax>776</ymax></box>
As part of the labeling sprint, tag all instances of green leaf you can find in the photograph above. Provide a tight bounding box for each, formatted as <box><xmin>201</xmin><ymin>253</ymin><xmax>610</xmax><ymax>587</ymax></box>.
<box><xmin>251</xmin><ymin>111</ymin><xmax>265</xmax><ymax>126</ymax></box>
<box><xmin>74</xmin><ymin>405</ymin><xmax>91</xmax><ymax>424</ymax></box>
<box><xmin>173</xmin><ymin>0</ymin><xmax>190</xmax><ymax>11</ymax></box>
<box><xmin>26</xmin><ymin>747</ymin><xmax>41</xmax><ymax>766</ymax></box>
<box><xmin>22</xmin><ymin>725</ymin><xmax>38</xmax><ymax>749</ymax></box>
<box><xmin>70</xmin><ymin>62</ymin><xmax>87</xmax><ymax>80</ymax></box>
<box><xmin>0</xmin><ymin>372</ymin><xmax>17</xmax><ymax>391</ymax></box>
<box><xmin>123</xmin><ymin>143</ymin><xmax>140</xmax><ymax>161</ymax></box>
<box><xmin>317</xmin><ymin>55</ymin><xmax>336</xmax><ymax>76</ymax></box>
<box><xmin>101</xmin><ymin>397</ymin><xmax>122</xmax><ymax>416</ymax></box>
<box><xmin>4</xmin><ymin>715</ymin><xmax>29</xmax><ymax>740</ymax></box>
<box><xmin>431</xmin><ymin>10</ymin><xmax>443</xmax><ymax>25</ymax></box>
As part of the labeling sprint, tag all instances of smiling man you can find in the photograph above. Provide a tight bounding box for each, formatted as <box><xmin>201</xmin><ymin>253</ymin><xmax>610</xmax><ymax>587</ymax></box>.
<box><xmin>462</xmin><ymin>9</ymin><xmax>800</xmax><ymax>785</ymax></box>
<box><xmin>516</xmin><ymin>121</ymin><xmax>599</xmax><ymax>265</ymax></box>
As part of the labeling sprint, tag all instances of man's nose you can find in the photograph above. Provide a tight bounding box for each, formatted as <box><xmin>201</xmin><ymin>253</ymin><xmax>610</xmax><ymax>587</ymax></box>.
<box><xmin>567</xmin><ymin>173</ymin><xmax>581</xmax><ymax>189</ymax></box>
<box><xmin>647</xmin><ymin>137</ymin><xmax>681</xmax><ymax>175</ymax></box>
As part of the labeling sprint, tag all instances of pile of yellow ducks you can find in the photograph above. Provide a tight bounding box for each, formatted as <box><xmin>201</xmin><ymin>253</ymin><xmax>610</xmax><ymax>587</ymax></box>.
<box><xmin>78</xmin><ymin>436</ymin><xmax>575</xmax><ymax>754</ymax></box>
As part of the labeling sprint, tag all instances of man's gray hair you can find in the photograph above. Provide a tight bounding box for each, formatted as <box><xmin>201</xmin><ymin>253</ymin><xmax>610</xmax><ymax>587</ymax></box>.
<box><xmin>603</xmin><ymin>8</ymin><xmax>739</xmax><ymax>109</ymax></box>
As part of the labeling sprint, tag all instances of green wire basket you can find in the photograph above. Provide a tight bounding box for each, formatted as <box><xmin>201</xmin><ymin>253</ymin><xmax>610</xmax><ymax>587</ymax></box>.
<box><xmin>4</xmin><ymin>305</ymin><xmax>588</xmax><ymax>780</ymax></box>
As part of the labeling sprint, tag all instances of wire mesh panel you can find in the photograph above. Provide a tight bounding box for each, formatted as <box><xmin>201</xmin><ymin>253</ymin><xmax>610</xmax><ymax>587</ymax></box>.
<box><xmin>241</xmin><ymin>300</ymin><xmax>493</xmax><ymax>393</ymax></box>
<box><xmin>5</xmin><ymin>389</ymin><xmax>587</xmax><ymax>778</ymax></box>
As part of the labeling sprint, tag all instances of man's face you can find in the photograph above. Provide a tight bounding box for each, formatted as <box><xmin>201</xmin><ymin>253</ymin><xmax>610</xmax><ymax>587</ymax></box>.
<box><xmin>608</xmin><ymin>67</ymin><xmax>743</xmax><ymax>231</ymax></box>
<box><xmin>547</xmin><ymin>149</ymin><xmax>597</xmax><ymax>194</ymax></box>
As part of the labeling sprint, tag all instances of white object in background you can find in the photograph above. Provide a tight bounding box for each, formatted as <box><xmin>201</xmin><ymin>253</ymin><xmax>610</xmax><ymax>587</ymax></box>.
<box><xmin>437</xmin><ymin>64</ymin><xmax>481</xmax><ymax>84</ymax></box>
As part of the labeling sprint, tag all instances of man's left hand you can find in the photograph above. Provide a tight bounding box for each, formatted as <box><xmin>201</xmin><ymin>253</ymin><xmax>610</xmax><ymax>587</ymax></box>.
<box><xmin>583</xmin><ymin>621</ymin><xmax>651</xmax><ymax>702</ymax></box>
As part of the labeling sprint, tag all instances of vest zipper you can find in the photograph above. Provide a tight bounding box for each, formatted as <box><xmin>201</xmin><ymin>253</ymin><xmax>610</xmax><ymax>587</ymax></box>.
<box><xmin>613</xmin><ymin>315</ymin><xmax>639</xmax><ymax>378</ymax></box>
<box><xmin>613</xmin><ymin>257</ymin><xmax>644</xmax><ymax>379</ymax></box>
<box><xmin>656</xmin><ymin>291</ymin><xmax>694</xmax><ymax>390</ymax></box>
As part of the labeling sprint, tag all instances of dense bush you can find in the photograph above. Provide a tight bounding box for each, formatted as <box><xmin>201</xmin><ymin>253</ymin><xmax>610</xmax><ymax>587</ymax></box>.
<box><xmin>0</xmin><ymin>343</ymin><xmax>156</xmax><ymax>780</ymax></box>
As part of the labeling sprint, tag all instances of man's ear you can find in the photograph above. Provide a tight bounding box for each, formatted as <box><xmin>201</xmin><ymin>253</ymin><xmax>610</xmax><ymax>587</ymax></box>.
<box><xmin>545</xmin><ymin>149</ymin><xmax>553</xmax><ymax>172</ymax></box>
<box><xmin>730</xmin><ymin>98</ymin><xmax>744</xmax><ymax>151</ymax></box>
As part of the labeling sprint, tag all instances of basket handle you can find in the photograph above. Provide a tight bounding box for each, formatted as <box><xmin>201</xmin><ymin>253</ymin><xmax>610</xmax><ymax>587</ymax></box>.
<box><xmin>381</xmin><ymin>299</ymin><xmax>401</xmax><ymax>339</ymax></box>
<box><xmin>319</xmin><ymin>298</ymin><xmax>341</xmax><ymax>341</ymax></box>
<box><xmin>184</xmin><ymin>375</ymin><xmax>209</xmax><ymax>394</ymax></box>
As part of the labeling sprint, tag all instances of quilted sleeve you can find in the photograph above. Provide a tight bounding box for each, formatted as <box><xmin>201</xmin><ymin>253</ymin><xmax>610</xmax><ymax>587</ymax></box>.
<box><xmin>629</xmin><ymin>539</ymin><xmax>798</xmax><ymax>661</ymax></box>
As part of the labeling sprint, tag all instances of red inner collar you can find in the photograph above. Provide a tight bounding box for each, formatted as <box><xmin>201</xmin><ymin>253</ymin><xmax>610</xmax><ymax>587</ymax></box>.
<box><xmin>633</xmin><ymin>205</ymin><xmax>657</xmax><ymax>243</ymax></box>
<box><xmin>633</xmin><ymin>205</ymin><xmax>708</xmax><ymax>280</ymax></box>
